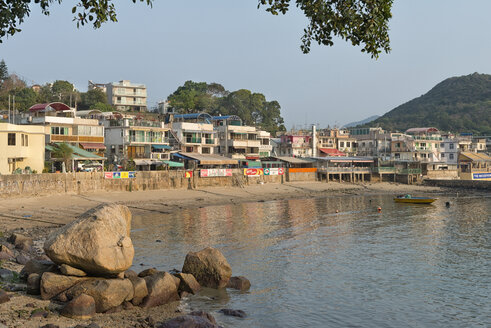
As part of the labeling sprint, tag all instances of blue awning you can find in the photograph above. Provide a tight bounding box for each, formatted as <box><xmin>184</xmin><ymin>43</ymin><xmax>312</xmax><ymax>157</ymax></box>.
<box><xmin>171</xmin><ymin>153</ymin><xmax>194</xmax><ymax>160</ymax></box>
<box><xmin>152</xmin><ymin>144</ymin><xmax>171</xmax><ymax>150</ymax></box>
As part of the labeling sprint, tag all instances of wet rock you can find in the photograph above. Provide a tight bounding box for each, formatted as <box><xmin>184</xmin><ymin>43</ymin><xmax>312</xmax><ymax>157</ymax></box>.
<box><xmin>86</xmin><ymin>324</ymin><xmax>101</xmax><ymax>328</ymax></box>
<box><xmin>40</xmin><ymin>272</ymin><xmax>90</xmax><ymax>300</ymax></box>
<box><xmin>219</xmin><ymin>308</ymin><xmax>246</xmax><ymax>318</ymax></box>
<box><xmin>138</xmin><ymin>268</ymin><xmax>159</xmax><ymax>278</ymax></box>
<box><xmin>65</xmin><ymin>278</ymin><xmax>133</xmax><ymax>313</ymax></box>
<box><xmin>158</xmin><ymin>311</ymin><xmax>219</xmax><ymax>328</ymax></box>
<box><xmin>128</xmin><ymin>276</ymin><xmax>148</xmax><ymax>306</ymax></box>
<box><xmin>141</xmin><ymin>272</ymin><xmax>179</xmax><ymax>308</ymax></box>
<box><xmin>179</xmin><ymin>291</ymin><xmax>190</xmax><ymax>298</ymax></box>
<box><xmin>61</xmin><ymin>293</ymin><xmax>96</xmax><ymax>319</ymax></box>
<box><xmin>226</xmin><ymin>276</ymin><xmax>251</xmax><ymax>291</ymax></box>
<box><xmin>0</xmin><ymin>244</ymin><xmax>14</xmax><ymax>260</ymax></box>
<box><xmin>0</xmin><ymin>268</ymin><xmax>14</xmax><ymax>281</ymax></box>
<box><xmin>0</xmin><ymin>290</ymin><xmax>10</xmax><ymax>304</ymax></box>
<box><xmin>44</xmin><ymin>204</ymin><xmax>134</xmax><ymax>276</ymax></box>
<box><xmin>20</xmin><ymin>259</ymin><xmax>57</xmax><ymax>280</ymax></box>
<box><xmin>59</xmin><ymin>264</ymin><xmax>87</xmax><ymax>277</ymax></box>
<box><xmin>182</xmin><ymin>247</ymin><xmax>232</xmax><ymax>288</ymax></box>
<box><xmin>174</xmin><ymin>273</ymin><xmax>201</xmax><ymax>295</ymax></box>
<box><xmin>8</xmin><ymin>233</ymin><xmax>33</xmax><ymax>251</ymax></box>
<box><xmin>124</xmin><ymin>269</ymin><xmax>138</xmax><ymax>279</ymax></box>
<box><xmin>15</xmin><ymin>254</ymin><xmax>30</xmax><ymax>265</ymax></box>
<box><xmin>26</xmin><ymin>273</ymin><xmax>41</xmax><ymax>295</ymax></box>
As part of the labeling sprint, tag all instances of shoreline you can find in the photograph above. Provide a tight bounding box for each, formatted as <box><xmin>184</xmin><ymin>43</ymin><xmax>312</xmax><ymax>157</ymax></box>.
<box><xmin>0</xmin><ymin>181</ymin><xmax>446</xmax><ymax>328</ymax></box>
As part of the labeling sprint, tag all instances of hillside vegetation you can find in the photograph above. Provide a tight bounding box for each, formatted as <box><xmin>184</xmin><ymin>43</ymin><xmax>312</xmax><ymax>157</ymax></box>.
<box><xmin>364</xmin><ymin>73</ymin><xmax>491</xmax><ymax>134</ymax></box>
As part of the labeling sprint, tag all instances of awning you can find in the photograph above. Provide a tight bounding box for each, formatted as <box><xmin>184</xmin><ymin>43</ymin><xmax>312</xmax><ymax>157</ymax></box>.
<box><xmin>177</xmin><ymin>152</ymin><xmax>238</xmax><ymax>165</ymax></box>
<box><xmin>80</xmin><ymin>143</ymin><xmax>106</xmax><ymax>150</ymax></box>
<box><xmin>244</xmin><ymin>160</ymin><xmax>262</xmax><ymax>168</ymax></box>
<box><xmin>320</xmin><ymin>148</ymin><xmax>346</xmax><ymax>156</ymax></box>
<box><xmin>245</xmin><ymin>156</ymin><xmax>259</xmax><ymax>160</ymax></box>
<box><xmin>152</xmin><ymin>144</ymin><xmax>172</xmax><ymax>150</ymax></box>
<box><xmin>133</xmin><ymin>159</ymin><xmax>162</xmax><ymax>166</ymax></box>
<box><xmin>162</xmin><ymin>160</ymin><xmax>184</xmax><ymax>167</ymax></box>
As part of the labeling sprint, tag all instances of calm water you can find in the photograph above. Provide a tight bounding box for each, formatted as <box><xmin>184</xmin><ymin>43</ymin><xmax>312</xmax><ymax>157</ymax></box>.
<box><xmin>131</xmin><ymin>193</ymin><xmax>490</xmax><ymax>328</ymax></box>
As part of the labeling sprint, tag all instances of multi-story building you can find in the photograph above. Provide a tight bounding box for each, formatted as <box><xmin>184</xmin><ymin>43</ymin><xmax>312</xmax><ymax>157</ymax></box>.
<box><xmin>440</xmin><ymin>135</ymin><xmax>459</xmax><ymax>164</ymax></box>
<box><xmin>103</xmin><ymin>118</ymin><xmax>170</xmax><ymax>164</ymax></box>
<box><xmin>212</xmin><ymin>115</ymin><xmax>270</xmax><ymax>159</ymax></box>
<box><xmin>404</xmin><ymin>127</ymin><xmax>442</xmax><ymax>162</ymax></box>
<box><xmin>0</xmin><ymin>123</ymin><xmax>45</xmax><ymax>174</ymax></box>
<box><xmin>171</xmin><ymin>113</ymin><xmax>217</xmax><ymax>154</ymax></box>
<box><xmin>278</xmin><ymin>134</ymin><xmax>312</xmax><ymax>157</ymax></box>
<box><xmin>106</xmin><ymin>80</ymin><xmax>147</xmax><ymax>112</ymax></box>
<box><xmin>349</xmin><ymin>127</ymin><xmax>391</xmax><ymax>159</ymax></box>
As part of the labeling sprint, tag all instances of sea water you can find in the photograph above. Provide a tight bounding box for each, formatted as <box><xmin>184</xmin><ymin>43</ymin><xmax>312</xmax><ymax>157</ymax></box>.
<box><xmin>131</xmin><ymin>193</ymin><xmax>490</xmax><ymax>328</ymax></box>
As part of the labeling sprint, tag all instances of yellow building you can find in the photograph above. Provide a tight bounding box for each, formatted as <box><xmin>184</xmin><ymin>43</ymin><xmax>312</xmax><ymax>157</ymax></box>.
<box><xmin>458</xmin><ymin>152</ymin><xmax>491</xmax><ymax>181</ymax></box>
<box><xmin>0</xmin><ymin>123</ymin><xmax>45</xmax><ymax>174</ymax></box>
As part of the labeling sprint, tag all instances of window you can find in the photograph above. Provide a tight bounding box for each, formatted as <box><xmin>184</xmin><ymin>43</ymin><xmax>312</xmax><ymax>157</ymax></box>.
<box><xmin>340</xmin><ymin>142</ymin><xmax>345</xmax><ymax>147</ymax></box>
<box><xmin>24</xmin><ymin>135</ymin><xmax>28</xmax><ymax>147</ymax></box>
<box><xmin>449</xmin><ymin>154</ymin><xmax>454</xmax><ymax>160</ymax></box>
<box><xmin>441</xmin><ymin>153</ymin><xmax>445</xmax><ymax>158</ymax></box>
<box><xmin>346</xmin><ymin>142</ymin><xmax>351</xmax><ymax>147</ymax></box>
<box><xmin>202</xmin><ymin>147</ymin><xmax>210</xmax><ymax>154</ymax></box>
<box><xmin>449</xmin><ymin>143</ymin><xmax>454</xmax><ymax>150</ymax></box>
<box><xmin>51</xmin><ymin>127</ymin><xmax>68</xmax><ymax>135</ymax></box>
<box><xmin>8</xmin><ymin>133</ymin><xmax>15</xmax><ymax>146</ymax></box>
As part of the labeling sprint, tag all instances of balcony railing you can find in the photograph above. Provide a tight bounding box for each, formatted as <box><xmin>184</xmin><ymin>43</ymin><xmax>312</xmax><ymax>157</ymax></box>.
<box><xmin>205</xmin><ymin>138</ymin><xmax>215</xmax><ymax>144</ymax></box>
<box><xmin>185</xmin><ymin>137</ymin><xmax>202</xmax><ymax>144</ymax></box>
<box><xmin>372</xmin><ymin>167</ymin><xmax>396</xmax><ymax>173</ymax></box>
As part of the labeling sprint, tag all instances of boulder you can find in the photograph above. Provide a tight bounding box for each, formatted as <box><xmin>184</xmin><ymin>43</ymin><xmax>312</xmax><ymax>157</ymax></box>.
<box><xmin>141</xmin><ymin>272</ymin><xmax>179</xmax><ymax>308</ymax></box>
<box><xmin>44</xmin><ymin>204</ymin><xmax>134</xmax><ymax>276</ymax></box>
<box><xmin>0</xmin><ymin>268</ymin><xmax>14</xmax><ymax>281</ymax></box>
<box><xmin>138</xmin><ymin>267</ymin><xmax>159</xmax><ymax>278</ymax></box>
<box><xmin>40</xmin><ymin>272</ymin><xmax>90</xmax><ymax>300</ymax></box>
<box><xmin>61</xmin><ymin>293</ymin><xmax>96</xmax><ymax>319</ymax></box>
<box><xmin>0</xmin><ymin>290</ymin><xmax>10</xmax><ymax>304</ymax></box>
<box><xmin>20</xmin><ymin>259</ymin><xmax>57</xmax><ymax>280</ymax></box>
<box><xmin>15</xmin><ymin>254</ymin><xmax>30</xmax><ymax>265</ymax></box>
<box><xmin>174</xmin><ymin>273</ymin><xmax>201</xmax><ymax>295</ymax></box>
<box><xmin>65</xmin><ymin>278</ymin><xmax>134</xmax><ymax>313</ymax></box>
<box><xmin>181</xmin><ymin>247</ymin><xmax>232</xmax><ymax>288</ymax></box>
<box><xmin>59</xmin><ymin>264</ymin><xmax>87</xmax><ymax>277</ymax></box>
<box><xmin>26</xmin><ymin>273</ymin><xmax>41</xmax><ymax>295</ymax></box>
<box><xmin>124</xmin><ymin>270</ymin><xmax>138</xmax><ymax>279</ymax></box>
<box><xmin>8</xmin><ymin>233</ymin><xmax>33</xmax><ymax>251</ymax></box>
<box><xmin>0</xmin><ymin>244</ymin><xmax>13</xmax><ymax>260</ymax></box>
<box><xmin>158</xmin><ymin>311</ymin><xmax>220</xmax><ymax>328</ymax></box>
<box><xmin>226</xmin><ymin>276</ymin><xmax>251</xmax><ymax>291</ymax></box>
<box><xmin>127</xmin><ymin>276</ymin><xmax>148</xmax><ymax>306</ymax></box>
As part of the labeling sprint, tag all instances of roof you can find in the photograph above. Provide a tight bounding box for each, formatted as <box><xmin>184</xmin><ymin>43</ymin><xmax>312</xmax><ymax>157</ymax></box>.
<box><xmin>319</xmin><ymin>148</ymin><xmax>346</xmax><ymax>156</ymax></box>
<box><xmin>173</xmin><ymin>113</ymin><xmax>212</xmax><ymax>123</ymax></box>
<box><xmin>274</xmin><ymin>156</ymin><xmax>313</xmax><ymax>164</ymax></box>
<box><xmin>406</xmin><ymin>127</ymin><xmax>440</xmax><ymax>134</ymax></box>
<box><xmin>151</xmin><ymin>144</ymin><xmax>172</xmax><ymax>150</ymax></box>
<box><xmin>176</xmin><ymin>152</ymin><xmax>238</xmax><ymax>165</ymax></box>
<box><xmin>80</xmin><ymin>143</ymin><xmax>106</xmax><ymax>150</ymax></box>
<box><xmin>162</xmin><ymin>160</ymin><xmax>184</xmax><ymax>167</ymax></box>
<box><xmin>29</xmin><ymin>102</ymin><xmax>71</xmax><ymax>112</ymax></box>
<box><xmin>312</xmin><ymin>156</ymin><xmax>374</xmax><ymax>163</ymax></box>
<box><xmin>459</xmin><ymin>152</ymin><xmax>491</xmax><ymax>162</ymax></box>
<box><xmin>211</xmin><ymin>115</ymin><xmax>242</xmax><ymax>121</ymax></box>
<box><xmin>48</xmin><ymin>143</ymin><xmax>106</xmax><ymax>160</ymax></box>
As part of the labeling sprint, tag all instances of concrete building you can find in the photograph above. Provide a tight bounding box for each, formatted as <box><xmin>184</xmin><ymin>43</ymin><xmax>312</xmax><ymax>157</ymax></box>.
<box><xmin>171</xmin><ymin>113</ymin><xmax>216</xmax><ymax>155</ymax></box>
<box><xmin>391</xmin><ymin>128</ymin><xmax>442</xmax><ymax>163</ymax></box>
<box><xmin>106</xmin><ymin>80</ymin><xmax>147</xmax><ymax>112</ymax></box>
<box><xmin>278</xmin><ymin>134</ymin><xmax>312</xmax><ymax>157</ymax></box>
<box><xmin>103</xmin><ymin>118</ymin><xmax>170</xmax><ymax>166</ymax></box>
<box><xmin>458</xmin><ymin>152</ymin><xmax>491</xmax><ymax>180</ymax></box>
<box><xmin>440</xmin><ymin>136</ymin><xmax>459</xmax><ymax>164</ymax></box>
<box><xmin>349</xmin><ymin>127</ymin><xmax>391</xmax><ymax>159</ymax></box>
<box><xmin>0</xmin><ymin>123</ymin><xmax>45</xmax><ymax>174</ymax></box>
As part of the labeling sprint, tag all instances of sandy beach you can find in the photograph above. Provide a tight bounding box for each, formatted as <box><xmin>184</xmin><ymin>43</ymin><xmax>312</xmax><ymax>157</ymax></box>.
<box><xmin>0</xmin><ymin>181</ymin><xmax>444</xmax><ymax>328</ymax></box>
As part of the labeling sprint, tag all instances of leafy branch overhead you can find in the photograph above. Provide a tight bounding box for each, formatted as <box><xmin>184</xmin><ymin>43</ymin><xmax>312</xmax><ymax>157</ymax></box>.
<box><xmin>1</xmin><ymin>0</ymin><xmax>392</xmax><ymax>57</ymax></box>
<box><xmin>258</xmin><ymin>0</ymin><xmax>393</xmax><ymax>57</ymax></box>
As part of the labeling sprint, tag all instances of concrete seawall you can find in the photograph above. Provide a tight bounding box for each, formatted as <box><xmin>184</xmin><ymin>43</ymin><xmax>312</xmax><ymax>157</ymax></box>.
<box><xmin>423</xmin><ymin>179</ymin><xmax>491</xmax><ymax>191</ymax></box>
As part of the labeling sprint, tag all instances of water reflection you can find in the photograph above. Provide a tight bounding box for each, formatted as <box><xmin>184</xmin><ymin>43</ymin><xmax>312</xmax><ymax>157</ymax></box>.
<box><xmin>131</xmin><ymin>194</ymin><xmax>491</xmax><ymax>328</ymax></box>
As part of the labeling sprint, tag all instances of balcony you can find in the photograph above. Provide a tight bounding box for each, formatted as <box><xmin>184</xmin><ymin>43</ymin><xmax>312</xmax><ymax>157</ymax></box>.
<box><xmin>227</xmin><ymin>139</ymin><xmax>260</xmax><ymax>148</ymax></box>
<box><xmin>185</xmin><ymin>137</ymin><xmax>202</xmax><ymax>144</ymax></box>
<box><xmin>372</xmin><ymin>167</ymin><xmax>396</xmax><ymax>173</ymax></box>
<box><xmin>126</xmin><ymin>136</ymin><xmax>169</xmax><ymax>144</ymax></box>
<box><xmin>50</xmin><ymin>135</ymin><xmax>104</xmax><ymax>143</ymax></box>
<box><xmin>205</xmin><ymin>138</ymin><xmax>215</xmax><ymax>145</ymax></box>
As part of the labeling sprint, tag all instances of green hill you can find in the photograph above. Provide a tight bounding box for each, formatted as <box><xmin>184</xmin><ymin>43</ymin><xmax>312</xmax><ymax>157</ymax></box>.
<box><xmin>364</xmin><ymin>73</ymin><xmax>491</xmax><ymax>134</ymax></box>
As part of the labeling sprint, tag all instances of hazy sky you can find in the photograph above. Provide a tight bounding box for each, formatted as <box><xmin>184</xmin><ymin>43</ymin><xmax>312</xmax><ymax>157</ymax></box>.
<box><xmin>2</xmin><ymin>0</ymin><xmax>491</xmax><ymax>128</ymax></box>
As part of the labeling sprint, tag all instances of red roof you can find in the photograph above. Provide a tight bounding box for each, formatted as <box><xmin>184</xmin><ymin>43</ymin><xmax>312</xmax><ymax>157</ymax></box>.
<box><xmin>29</xmin><ymin>102</ymin><xmax>71</xmax><ymax>112</ymax></box>
<box><xmin>319</xmin><ymin>148</ymin><xmax>346</xmax><ymax>156</ymax></box>
<box><xmin>406</xmin><ymin>127</ymin><xmax>439</xmax><ymax>134</ymax></box>
<box><xmin>80</xmin><ymin>143</ymin><xmax>106</xmax><ymax>150</ymax></box>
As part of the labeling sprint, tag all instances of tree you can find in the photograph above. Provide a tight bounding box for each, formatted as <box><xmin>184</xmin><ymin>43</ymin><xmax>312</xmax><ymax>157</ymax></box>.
<box><xmin>52</xmin><ymin>143</ymin><xmax>74</xmax><ymax>173</ymax></box>
<box><xmin>168</xmin><ymin>81</ymin><xmax>227</xmax><ymax>113</ymax></box>
<box><xmin>79</xmin><ymin>88</ymin><xmax>108</xmax><ymax>110</ymax></box>
<box><xmin>0</xmin><ymin>0</ymin><xmax>392</xmax><ymax>57</ymax></box>
<box><xmin>92</xmin><ymin>102</ymin><xmax>114</xmax><ymax>112</ymax></box>
<box><xmin>0</xmin><ymin>59</ymin><xmax>8</xmax><ymax>83</ymax></box>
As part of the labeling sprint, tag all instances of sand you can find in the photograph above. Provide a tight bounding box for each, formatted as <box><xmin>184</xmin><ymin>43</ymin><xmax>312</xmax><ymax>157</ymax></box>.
<box><xmin>0</xmin><ymin>181</ymin><xmax>444</xmax><ymax>328</ymax></box>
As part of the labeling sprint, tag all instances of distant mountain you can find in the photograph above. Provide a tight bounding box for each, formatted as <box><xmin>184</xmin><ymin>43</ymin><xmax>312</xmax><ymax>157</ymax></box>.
<box><xmin>344</xmin><ymin>115</ymin><xmax>380</xmax><ymax>128</ymax></box>
<box><xmin>361</xmin><ymin>73</ymin><xmax>491</xmax><ymax>134</ymax></box>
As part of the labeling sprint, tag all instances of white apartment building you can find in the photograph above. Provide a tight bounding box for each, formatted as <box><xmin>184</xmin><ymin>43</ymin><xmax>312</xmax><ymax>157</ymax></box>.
<box><xmin>440</xmin><ymin>136</ymin><xmax>459</xmax><ymax>164</ymax></box>
<box><xmin>171</xmin><ymin>114</ymin><xmax>217</xmax><ymax>154</ymax></box>
<box><xmin>106</xmin><ymin>80</ymin><xmax>147</xmax><ymax>112</ymax></box>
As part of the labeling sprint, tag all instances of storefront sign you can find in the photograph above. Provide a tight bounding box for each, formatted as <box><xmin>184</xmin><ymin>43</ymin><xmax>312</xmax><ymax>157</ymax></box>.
<box><xmin>473</xmin><ymin>172</ymin><xmax>491</xmax><ymax>180</ymax></box>
<box><xmin>263</xmin><ymin>168</ymin><xmax>285</xmax><ymax>176</ymax></box>
<box><xmin>185</xmin><ymin>171</ymin><xmax>193</xmax><ymax>178</ymax></box>
<box><xmin>200</xmin><ymin>169</ymin><xmax>233</xmax><ymax>177</ymax></box>
<box><xmin>289</xmin><ymin>168</ymin><xmax>317</xmax><ymax>173</ymax></box>
<box><xmin>104</xmin><ymin>171</ymin><xmax>136</xmax><ymax>179</ymax></box>
<box><xmin>244</xmin><ymin>168</ymin><xmax>263</xmax><ymax>176</ymax></box>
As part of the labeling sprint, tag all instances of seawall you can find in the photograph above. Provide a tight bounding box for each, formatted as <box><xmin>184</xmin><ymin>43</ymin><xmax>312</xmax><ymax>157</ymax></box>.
<box><xmin>423</xmin><ymin>179</ymin><xmax>491</xmax><ymax>191</ymax></box>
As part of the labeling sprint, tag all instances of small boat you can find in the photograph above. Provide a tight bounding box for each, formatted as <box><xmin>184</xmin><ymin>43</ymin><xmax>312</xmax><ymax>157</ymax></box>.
<box><xmin>394</xmin><ymin>195</ymin><xmax>436</xmax><ymax>204</ymax></box>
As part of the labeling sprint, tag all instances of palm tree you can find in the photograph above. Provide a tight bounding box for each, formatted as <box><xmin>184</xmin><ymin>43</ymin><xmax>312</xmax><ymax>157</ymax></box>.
<box><xmin>52</xmin><ymin>143</ymin><xmax>73</xmax><ymax>172</ymax></box>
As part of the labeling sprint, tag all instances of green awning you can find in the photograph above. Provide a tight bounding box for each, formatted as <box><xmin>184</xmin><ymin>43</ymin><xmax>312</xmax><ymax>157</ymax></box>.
<box><xmin>245</xmin><ymin>160</ymin><xmax>262</xmax><ymax>168</ymax></box>
<box><xmin>45</xmin><ymin>145</ymin><xmax>55</xmax><ymax>152</ymax></box>
<box><xmin>162</xmin><ymin>160</ymin><xmax>184</xmax><ymax>167</ymax></box>
<box><xmin>57</xmin><ymin>143</ymin><xmax>105</xmax><ymax>159</ymax></box>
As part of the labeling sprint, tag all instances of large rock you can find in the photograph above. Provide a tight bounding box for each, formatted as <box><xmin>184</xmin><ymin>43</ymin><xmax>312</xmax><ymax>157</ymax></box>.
<box><xmin>174</xmin><ymin>273</ymin><xmax>201</xmax><ymax>295</ymax></box>
<box><xmin>141</xmin><ymin>272</ymin><xmax>179</xmax><ymax>308</ymax></box>
<box><xmin>8</xmin><ymin>233</ymin><xmax>33</xmax><ymax>251</ymax></box>
<box><xmin>158</xmin><ymin>311</ymin><xmax>220</xmax><ymax>328</ymax></box>
<box><xmin>44</xmin><ymin>204</ymin><xmax>134</xmax><ymax>276</ymax></box>
<box><xmin>0</xmin><ymin>290</ymin><xmax>10</xmax><ymax>304</ymax></box>
<box><xmin>20</xmin><ymin>259</ymin><xmax>57</xmax><ymax>280</ymax></box>
<box><xmin>226</xmin><ymin>276</ymin><xmax>251</xmax><ymax>291</ymax></box>
<box><xmin>65</xmin><ymin>278</ymin><xmax>133</xmax><ymax>313</ymax></box>
<box><xmin>27</xmin><ymin>273</ymin><xmax>41</xmax><ymax>295</ymax></box>
<box><xmin>59</xmin><ymin>264</ymin><xmax>87</xmax><ymax>277</ymax></box>
<box><xmin>40</xmin><ymin>272</ymin><xmax>90</xmax><ymax>300</ymax></box>
<box><xmin>0</xmin><ymin>244</ymin><xmax>14</xmax><ymax>260</ymax></box>
<box><xmin>181</xmin><ymin>247</ymin><xmax>232</xmax><ymax>289</ymax></box>
<box><xmin>127</xmin><ymin>276</ymin><xmax>148</xmax><ymax>306</ymax></box>
<box><xmin>61</xmin><ymin>293</ymin><xmax>96</xmax><ymax>319</ymax></box>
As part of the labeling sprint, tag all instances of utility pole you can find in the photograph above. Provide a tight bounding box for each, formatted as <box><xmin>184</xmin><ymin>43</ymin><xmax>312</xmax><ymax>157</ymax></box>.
<box><xmin>8</xmin><ymin>94</ymin><xmax>10</xmax><ymax>124</ymax></box>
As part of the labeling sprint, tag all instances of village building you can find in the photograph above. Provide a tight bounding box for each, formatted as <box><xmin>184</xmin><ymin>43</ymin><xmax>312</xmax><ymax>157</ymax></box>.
<box><xmin>0</xmin><ymin>123</ymin><xmax>45</xmax><ymax>174</ymax></box>
<box><xmin>278</xmin><ymin>133</ymin><xmax>313</xmax><ymax>157</ymax></box>
<box><xmin>349</xmin><ymin>127</ymin><xmax>391</xmax><ymax>159</ymax></box>
<box><xmin>105</xmin><ymin>80</ymin><xmax>147</xmax><ymax>112</ymax></box>
<box><xmin>171</xmin><ymin>113</ymin><xmax>217</xmax><ymax>155</ymax></box>
<box><xmin>458</xmin><ymin>152</ymin><xmax>491</xmax><ymax>181</ymax></box>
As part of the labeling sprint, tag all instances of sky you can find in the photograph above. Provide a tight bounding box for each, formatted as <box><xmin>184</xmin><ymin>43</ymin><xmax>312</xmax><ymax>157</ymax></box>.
<box><xmin>2</xmin><ymin>0</ymin><xmax>491</xmax><ymax>128</ymax></box>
